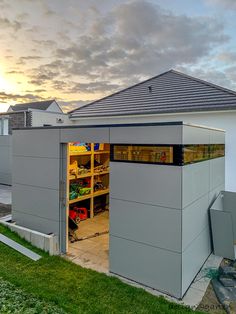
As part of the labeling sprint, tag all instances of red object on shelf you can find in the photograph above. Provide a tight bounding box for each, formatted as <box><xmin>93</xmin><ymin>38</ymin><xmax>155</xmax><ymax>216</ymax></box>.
<box><xmin>70</xmin><ymin>206</ymin><xmax>88</xmax><ymax>221</ymax></box>
<box><xmin>69</xmin><ymin>209</ymin><xmax>77</xmax><ymax>221</ymax></box>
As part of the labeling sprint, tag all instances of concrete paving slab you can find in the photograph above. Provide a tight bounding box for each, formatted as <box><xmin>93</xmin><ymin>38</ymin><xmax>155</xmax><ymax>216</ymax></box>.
<box><xmin>67</xmin><ymin>211</ymin><xmax>109</xmax><ymax>273</ymax></box>
<box><xmin>181</xmin><ymin>287</ymin><xmax>205</xmax><ymax>308</ymax></box>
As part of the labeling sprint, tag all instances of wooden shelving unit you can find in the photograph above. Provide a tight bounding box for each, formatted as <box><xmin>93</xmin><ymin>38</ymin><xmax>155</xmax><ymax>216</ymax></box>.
<box><xmin>69</xmin><ymin>151</ymin><xmax>92</xmax><ymax>156</ymax></box>
<box><xmin>67</xmin><ymin>143</ymin><xmax>110</xmax><ymax>218</ymax></box>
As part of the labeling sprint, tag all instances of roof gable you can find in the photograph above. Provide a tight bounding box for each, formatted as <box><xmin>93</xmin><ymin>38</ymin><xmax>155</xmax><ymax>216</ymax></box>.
<box><xmin>69</xmin><ymin>69</ymin><xmax>236</xmax><ymax>118</ymax></box>
<box><xmin>8</xmin><ymin>100</ymin><xmax>58</xmax><ymax>112</ymax></box>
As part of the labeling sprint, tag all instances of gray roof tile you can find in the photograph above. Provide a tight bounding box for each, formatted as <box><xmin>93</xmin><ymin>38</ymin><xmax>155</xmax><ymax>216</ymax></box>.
<box><xmin>10</xmin><ymin>100</ymin><xmax>55</xmax><ymax>112</ymax></box>
<box><xmin>69</xmin><ymin>70</ymin><xmax>236</xmax><ymax>118</ymax></box>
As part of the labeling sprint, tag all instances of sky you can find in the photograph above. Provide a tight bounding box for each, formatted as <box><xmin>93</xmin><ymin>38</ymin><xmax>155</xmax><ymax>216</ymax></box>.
<box><xmin>0</xmin><ymin>0</ymin><xmax>236</xmax><ymax>113</ymax></box>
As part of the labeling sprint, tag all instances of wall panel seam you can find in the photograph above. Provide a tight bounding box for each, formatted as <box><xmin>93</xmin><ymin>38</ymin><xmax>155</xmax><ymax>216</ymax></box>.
<box><xmin>110</xmin><ymin>197</ymin><xmax>182</xmax><ymax>210</ymax></box>
<box><xmin>12</xmin><ymin>182</ymin><xmax>59</xmax><ymax>191</ymax></box>
<box><xmin>110</xmin><ymin>234</ymin><xmax>182</xmax><ymax>254</ymax></box>
<box><xmin>182</xmin><ymin>225</ymin><xmax>209</xmax><ymax>253</ymax></box>
<box><xmin>209</xmin><ymin>181</ymin><xmax>225</xmax><ymax>193</ymax></box>
<box><xmin>182</xmin><ymin>192</ymin><xmax>210</xmax><ymax>210</ymax></box>
<box><xmin>12</xmin><ymin>155</ymin><xmax>59</xmax><ymax>159</ymax></box>
<box><xmin>12</xmin><ymin>209</ymin><xmax>60</xmax><ymax>222</ymax></box>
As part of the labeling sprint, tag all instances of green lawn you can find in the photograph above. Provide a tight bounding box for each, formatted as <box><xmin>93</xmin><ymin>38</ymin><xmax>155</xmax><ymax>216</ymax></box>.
<box><xmin>0</xmin><ymin>224</ymin><xmax>203</xmax><ymax>314</ymax></box>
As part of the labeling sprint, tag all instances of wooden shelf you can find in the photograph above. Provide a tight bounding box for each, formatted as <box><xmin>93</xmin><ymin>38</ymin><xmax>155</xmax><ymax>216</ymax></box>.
<box><xmin>94</xmin><ymin>150</ymin><xmax>110</xmax><ymax>155</ymax></box>
<box><xmin>94</xmin><ymin>189</ymin><xmax>109</xmax><ymax>197</ymax></box>
<box><xmin>69</xmin><ymin>193</ymin><xmax>92</xmax><ymax>204</ymax></box>
<box><xmin>69</xmin><ymin>151</ymin><xmax>91</xmax><ymax>156</ymax></box>
<box><xmin>94</xmin><ymin>171</ymin><xmax>109</xmax><ymax>176</ymax></box>
<box><xmin>69</xmin><ymin>173</ymin><xmax>92</xmax><ymax>180</ymax></box>
<box><xmin>67</xmin><ymin>143</ymin><xmax>110</xmax><ymax>218</ymax></box>
<box><xmin>69</xmin><ymin>189</ymin><xmax>109</xmax><ymax>204</ymax></box>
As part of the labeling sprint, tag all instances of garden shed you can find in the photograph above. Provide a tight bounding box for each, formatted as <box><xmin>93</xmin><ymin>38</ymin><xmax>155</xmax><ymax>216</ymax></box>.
<box><xmin>11</xmin><ymin>121</ymin><xmax>225</xmax><ymax>298</ymax></box>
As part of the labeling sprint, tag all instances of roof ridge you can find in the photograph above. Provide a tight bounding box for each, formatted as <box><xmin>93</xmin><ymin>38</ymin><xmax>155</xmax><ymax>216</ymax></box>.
<box><xmin>170</xmin><ymin>69</ymin><xmax>236</xmax><ymax>97</ymax></box>
<box><xmin>69</xmin><ymin>69</ymin><xmax>173</xmax><ymax>114</ymax></box>
<box><xmin>14</xmin><ymin>99</ymin><xmax>55</xmax><ymax>106</ymax></box>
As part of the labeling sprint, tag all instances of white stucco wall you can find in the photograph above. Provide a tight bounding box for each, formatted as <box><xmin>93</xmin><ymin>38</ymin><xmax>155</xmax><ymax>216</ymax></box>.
<box><xmin>31</xmin><ymin>110</ymin><xmax>72</xmax><ymax>127</ymax></box>
<box><xmin>47</xmin><ymin>101</ymin><xmax>63</xmax><ymax>113</ymax></box>
<box><xmin>70</xmin><ymin>111</ymin><xmax>236</xmax><ymax>192</ymax></box>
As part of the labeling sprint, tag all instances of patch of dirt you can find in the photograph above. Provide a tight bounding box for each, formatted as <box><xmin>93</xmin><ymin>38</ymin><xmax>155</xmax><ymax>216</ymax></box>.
<box><xmin>197</xmin><ymin>283</ymin><xmax>226</xmax><ymax>313</ymax></box>
<box><xmin>0</xmin><ymin>203</ymin><xmax>11</xmax><ymax>218</ymax></box>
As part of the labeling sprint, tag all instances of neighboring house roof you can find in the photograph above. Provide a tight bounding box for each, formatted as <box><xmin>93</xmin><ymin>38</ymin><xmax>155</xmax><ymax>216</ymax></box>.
<box><xmin>8</xmin><ymin>100</ymin><xmax>59</xmax><ymax>112</ymax></box>
<box><xmin>69</xmin><ymin>69</ymin><xmax>236</xmax><ymax>118</ymax></box>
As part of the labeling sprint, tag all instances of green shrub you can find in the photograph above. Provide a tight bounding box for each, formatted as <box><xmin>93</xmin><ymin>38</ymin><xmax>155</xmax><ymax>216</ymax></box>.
<box><xmin>0</xmin><ymin>277</ymin><xmax>65</xmax><ymax>314</ymax></box>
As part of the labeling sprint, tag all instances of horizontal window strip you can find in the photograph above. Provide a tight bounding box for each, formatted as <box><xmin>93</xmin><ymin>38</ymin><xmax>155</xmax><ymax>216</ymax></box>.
<box><xmin>110</xmin><ymin>144</ymin><xmax>225</xmax><ymax>166</ymax></box>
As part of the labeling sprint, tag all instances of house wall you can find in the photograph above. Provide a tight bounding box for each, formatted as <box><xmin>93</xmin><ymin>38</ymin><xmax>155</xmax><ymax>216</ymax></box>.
<box><xmin>0</xmin><ymin>135</ymin><xmax>12</xmax><ymax>185</ymax></box>
<box><xmin>70</xmin><ymin>111</ymin><xmax>233</xmax><ymax>190</ymax></box>
<box><xmin>31</xmin><ymin>110</ymin><xmax>71</xmax><ymax>127</ymax></box>
<box><xmin>8</xmin><ymin>112</ymin><xmax>32</xmax><ymax>134</ymax></box>
<box><xmin>47</xmin><ymin>101</ymin><xmax>63</xmax><ymax>113</ymax></box>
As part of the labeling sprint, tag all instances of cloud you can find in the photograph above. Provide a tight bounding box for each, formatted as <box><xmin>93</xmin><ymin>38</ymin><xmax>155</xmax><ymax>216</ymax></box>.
<box><xmin>58</xmin><ymin>100</ymin><xmax>89</xmax><ymax>113</ymax></box>
<box><xmin>65</xmin><ymin>81</ymin><xmax>120</xmax><ymax>94</ymax></box>
<box><xmin>0</xmin><ymin>17</ymin><xmax>22</xmax><ymax>31</ymax></box>
<box><xmin>0</xmin><ymin>91</ymin><xmax>46</xmax><ymax>103</ymax></box>
<box><xmin>62</xmin><ymin>2</ymin><xmax>228</xmax><ymax>80</ymax></box>
<box><xmin>26</xmin><ymin>0</ymin><xmax>229</xmax><ymax>100</ymax></box>
<box><xmin>20</xmin><ymin>56</ymin><xmax>43</xmax><ymax>61</ymax></box>
<box><xmin>6</xmin><ymin>70</ymin><xmax>24</xmax><ymax>74</ymax></box>
<box><xmin>1</xmin><ymin>0</ymin><xmax>230</xmax><ymax>112</ymax></box>
<box><xmin>216</xmin><ymin>51</ymin><xmax>236</xmax><ymax>63</ymax></box>
<box><xmin>28</xmin><ymin>60</ymin><xmax>63</xmax><ymax>85</ymax></box>
<box><xmin>177</xmin><ymin>65</ymin><xmax>236</xmax><ymax>92</ymax></box>
<box><xmin>206</xmin><ymin>0</ymin><xmax>236</xmax><ymax>9</ymax></box>
<box><xmin>225</xmin><ymin>66</ymin><xmax>236</xmax><ymax>83</ymax></box>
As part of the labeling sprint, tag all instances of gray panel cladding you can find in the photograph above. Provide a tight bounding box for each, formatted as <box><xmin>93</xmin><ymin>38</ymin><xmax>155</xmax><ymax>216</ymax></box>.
<box><xmin>110</xmin><ymin>162</ymin><xmax>182</xmax><ymax>209</ymax></box>
<box><xmin>110</xmin><ymin>235</ymin><xmax>182</xmax><ymax>298</ymax></box>
<box><xmin>182</xmin><ymin>125</ymin><xmax>210</xmax><ymax>144</ymax></box>
<box><xmin>182</xmin><ymin>194</ymin><xmax>209</xmax><ymax>251</ymax></box>
<box><xmin>12</xmin><ymin>129</ymin><xmax>60</xmax><ymax>158</ymax></box>
<box><xmin>110</xmin><ymin>125</ymin><xmax>182</xmax><ymax>144</ymax></box>
<box><xmin>110</xmin><ymin>198</ymin><xmax>182</xmax><ymax>252</ymax></box>
<box><xmin>210</xmin><ymin>129</ymin><xmax>225</xmax><ymax>144</ymax></box>
<box><xmin>12</xmin><ymin>183</ymin><xmax>60</xmax><ymax>222</ymax></box>
<box><xmin>12</xmin><ymin>210</ymin><xmax>60</xmax><ymax>236</ymax></box>
<box><xmin>0</xmin><ymin>172</ymin><xmax>11</xmax><ymax>185</ymax></box>
<box><xmin>12</xmin><ymin>156</ymin><xmax>60</xmax><ymax>190</ymax></box>
<box><xmin>60</xmin><ymin>127</ymin><xmax>110</xmax><ymax>143</ymax></box>
<box><xmin>182</xmin><ymin>161</ymin><xmax>210</xmax><ymax>208</ymax></box>
<box><xmin>0</xmin><ymin>135</ymin><xmax>12</xmax><ymax>185</ymax></box>
<box><xmin>0</xmin><ymin>146</ymin><xmax>11</xmax><ymax>173</ymax></box>
<box><xmin>0</xmin><ymin>135</ymin><xmax>12</xmax><ymax>146</ymax></box>
<box><xmin>182</xmin><ymin>226</ymin><xmax>211</xmax><ymax>294</ymax></box>
<box><xmin>210</xmin><ymin>157</ymin><xmax>225</xmax><ymax>191</ymax></box>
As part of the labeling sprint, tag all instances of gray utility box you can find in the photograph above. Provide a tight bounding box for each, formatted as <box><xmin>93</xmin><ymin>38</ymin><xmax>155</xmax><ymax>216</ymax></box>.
<box><xmin>210</xmin><ymin>191</ymin><xmax>236</xmax><ymax>260</ymax></box>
